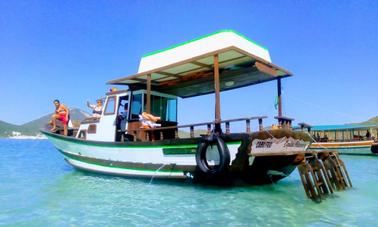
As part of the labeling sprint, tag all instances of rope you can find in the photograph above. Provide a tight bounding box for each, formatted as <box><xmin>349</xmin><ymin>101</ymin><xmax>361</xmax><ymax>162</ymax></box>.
<box><xmin>149</xmin><ymin>163</ymin><xmax>168</xmax><ymax>184</ymax></box>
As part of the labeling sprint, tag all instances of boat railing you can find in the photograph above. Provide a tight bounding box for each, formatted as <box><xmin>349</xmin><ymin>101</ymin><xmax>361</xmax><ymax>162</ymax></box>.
<box><xmin>127</xmin><ymin>116</ymin><xmax>268</xmax><ymax>141</ymax></box>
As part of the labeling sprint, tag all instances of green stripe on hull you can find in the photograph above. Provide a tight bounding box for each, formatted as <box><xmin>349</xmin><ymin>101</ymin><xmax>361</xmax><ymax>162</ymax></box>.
<box><xmin>163</xmin><ymin>148</ymin><xmax>196</xmax><ymax>155</ymax></box>
<box><xmin>60</xmin><ymin>149</ymin><xmax>186</xmax><ymax>173</ymax></box>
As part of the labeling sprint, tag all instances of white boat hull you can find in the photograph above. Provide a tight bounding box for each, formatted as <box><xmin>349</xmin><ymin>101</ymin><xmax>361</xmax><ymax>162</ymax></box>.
<box><xmin>43</xmin><ymin>129</ymin><xmax>312</xmax><ymax>184</ymax></box>
<box><xmin>47</xmin><ymin>132</ymin><xmax>241</xmax><ymax>179</ymax></box>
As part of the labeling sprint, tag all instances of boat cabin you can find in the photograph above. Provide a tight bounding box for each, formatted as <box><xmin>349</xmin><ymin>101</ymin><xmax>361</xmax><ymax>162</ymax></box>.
<box><xmin>76</xmin><ymin>89</ymin><xmax>178</xmax><ymax>142</ymax></box>
<box><xmin>76</xmin><ymin>30</ymin><xmax>293</xmax><ymax>142</ymax></box>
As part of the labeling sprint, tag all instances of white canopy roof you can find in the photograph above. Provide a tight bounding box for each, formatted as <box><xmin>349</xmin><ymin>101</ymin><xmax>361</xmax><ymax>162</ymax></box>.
<box><xmin>108</xmin><ymin>30</ymin><xmax>291</xmax><ymax>98</ymax></box>
<box><xmin>138</xmin><ymin>30</ymin><xmax>271</xmax><ymax>73</ymax></box>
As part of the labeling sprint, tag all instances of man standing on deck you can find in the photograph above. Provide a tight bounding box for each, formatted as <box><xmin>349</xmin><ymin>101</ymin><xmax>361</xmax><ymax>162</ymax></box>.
<box><xmin>49</xmin><ymin>99</ymin><xmax>69</xmax><ymax>136</ymax></box>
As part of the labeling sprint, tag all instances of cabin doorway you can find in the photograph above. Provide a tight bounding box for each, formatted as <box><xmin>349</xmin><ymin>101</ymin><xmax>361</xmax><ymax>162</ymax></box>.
<box><xmin>116</xmin><ymin>95</ymin><xmax>132</xmax><ymax>142</ymax></box>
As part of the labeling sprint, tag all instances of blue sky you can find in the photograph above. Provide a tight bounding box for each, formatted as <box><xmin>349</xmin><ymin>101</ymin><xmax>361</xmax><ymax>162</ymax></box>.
<box><xmin>0</xmin><ymin>0</ymin><xmax>377</xmax><ymax>126</ymax></box>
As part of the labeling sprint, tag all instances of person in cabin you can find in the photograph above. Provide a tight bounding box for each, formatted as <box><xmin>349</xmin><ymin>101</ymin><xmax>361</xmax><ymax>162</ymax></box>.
<box><xmin>323</xmin><ymin>133</ymin><xmax>329</xmax><ymax>142</ymax></box>
<box><xmin>316</xmin><ymin>132</ymin><xmax>321</xmax><ymax>142</ymax></box>
<box><xmin>49</xmin><ymin>99</ymin><xmax>69</xmax><ymax>136</ymax></box>
<box><xmin>119</xmin><ymin>104</ymin><xmax>129</xmax><ymax>132</ymax></box>
<box><xmin>139</xmin><ymin>112</ymin><xmax>161</xmax><ymax>128</ymax></box>
<box><xmin>87</xmin><ymin>99</ymin><xmax>103</xmax><ymax>118</ymax></box>
<box><xmin>366</xmin><ymin>130</ymin><xmax>371</xmax><ymax>139</ymax></box>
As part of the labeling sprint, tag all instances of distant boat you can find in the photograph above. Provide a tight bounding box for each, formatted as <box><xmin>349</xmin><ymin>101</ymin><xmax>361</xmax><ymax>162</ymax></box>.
<box><xmin>298</xmin><ymin>123</ymin><xmax>378</xmax><ymax>155</ymax></box>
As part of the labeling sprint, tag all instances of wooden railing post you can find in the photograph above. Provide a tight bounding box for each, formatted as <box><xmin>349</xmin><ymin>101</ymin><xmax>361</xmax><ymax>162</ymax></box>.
<box><xmin>190</xmin><ymin>126</ymin><xmax>194</xmax><ymax>138</ymax></box>
<box><xmin>146</xmin><ymin>130</ymin><xmax>149</xmax><ymax>141</ymax></box>
<box><xmin>225</xmin><ymin>122</ymin><xmax>230</xmax><ymax>134</ymax></box>
<box><xmin>258</xmin><ymin>118</ymin><xmax>263</xmax><ymax>131</ymax></box>
<box><xmin>246</xmin><ymin>119</ymin><xmax>251</xmax><ymax>133</ymax></box>
<box><xmin>160</xmin><ymin>131</ymin><xmax>164</xmax><ymax>140</ymax></box>
<box><xmin>207</xmin><ymin>124</ymin><xmax>212</xmax><ymax>135</ymax></box>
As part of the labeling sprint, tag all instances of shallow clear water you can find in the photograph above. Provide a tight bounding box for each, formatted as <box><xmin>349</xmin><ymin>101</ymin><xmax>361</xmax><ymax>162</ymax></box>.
<box><xmin>1</xmin><ymin>139</ymin><xmax>377</xmax><ymax>226</ymax></box>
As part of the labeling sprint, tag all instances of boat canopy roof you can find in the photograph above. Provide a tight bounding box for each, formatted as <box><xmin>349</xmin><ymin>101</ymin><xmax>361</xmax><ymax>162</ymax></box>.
<box><xmin>310</xmin><ymin>124</ymin><xmax>378</xmax><ymax>131</ymax></box>
<box><xmin>107</xmin><ymin>30</ymin><xmax>292</xmax><ymax>98</ymax></box>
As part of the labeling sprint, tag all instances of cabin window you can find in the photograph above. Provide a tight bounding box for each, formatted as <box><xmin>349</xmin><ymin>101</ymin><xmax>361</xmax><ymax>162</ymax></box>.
<box><xmin>88</xmin><ymin>124</ymin><xmax>97</xmax><ymax>134</ymax></box>
<box><xmin>78</xmin><ymin>130</ymin><xmax>86</xmax><ymax>139</ymax></box>
<box><xmin>147</xmin><ymin>95</ymin><xmax>177</xmax><ymax>122</ymax></box>
<box><xmin>166</xmin><ymin>98</ymin><xmax>177</xmax><ymax>122</ymax></box>
<box><xmin>104</xmin><ymin>96</ymin><xmax>116</xmax><ymax>115</ymax></box>
<box><xmin>130</xmin><ymin>93</ymin><xmax>142</xmax><ymax>120</ymax></box>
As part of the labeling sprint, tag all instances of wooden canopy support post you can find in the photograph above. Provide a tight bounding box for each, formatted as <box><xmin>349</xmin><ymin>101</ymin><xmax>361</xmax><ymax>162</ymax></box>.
<box><xmin>214</xmin><ymin>54</ymin><xmax>222</xmax><ymax>134</ymax></box>
<box><xmin>146</xmin><ymin>74</ymin><xmax>151</xmax><ymax>113</ymax></box>
<box><xmin>277</xmin><ymin>78</ymin><xmax>282</xmax><ymax>117</ymax></box>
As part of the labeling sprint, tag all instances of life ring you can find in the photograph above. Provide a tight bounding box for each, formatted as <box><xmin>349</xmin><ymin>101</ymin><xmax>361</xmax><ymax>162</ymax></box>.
<box><xmin>195</xmin><ymin>135</ymin><xmax>230</xmax><ymax>176</ymax></box>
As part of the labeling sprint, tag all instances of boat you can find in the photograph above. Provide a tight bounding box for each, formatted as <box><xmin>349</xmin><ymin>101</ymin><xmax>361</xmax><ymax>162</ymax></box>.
<box><xmin>298</xmin><ymin>123</ymin><xmax>378</xmax><ymax>155</ymax></box>
<box><xmin>42</xmin><ymin>30</ymin><xmax>315</xmax><ymax>184</ymax></box>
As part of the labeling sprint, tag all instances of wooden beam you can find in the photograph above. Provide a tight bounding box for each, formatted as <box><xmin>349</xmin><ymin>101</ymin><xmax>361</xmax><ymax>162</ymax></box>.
<box><xmin>134</xmin><ymin>78</ymin><xmax>159</xmax><ymax>86</ymax></box>
<box><xmin>255</xmin><ymin>61</ymin><xmax>277</xmax><ymax>77</ymax></box>
<box><xmin>219</xmin><ymin>55</ymin><xmax>248</xmax><ymax>65</ymax></box>
<box><xmin>146</xmin><ymin>74</ymin><xmax>151</xmax><ymax>113</ymax></box>
<box><xmin>214</xmin><ymin>54</ymin><xmax>221</xmax><ymax>123</ymax></box>
<box><xmin>191</xmin><ymin>61</ymin><xmax>212</xmax><ymax>69</ymax></box>
<box><xmin>159</xmin><ymin>70</ymin><xmax>213</xmax><ymax>87</ymax></box>
<box><xmin>156</xmin><ymin>71</ymin><xmax>180</xmax><ymax>78</ymax></box>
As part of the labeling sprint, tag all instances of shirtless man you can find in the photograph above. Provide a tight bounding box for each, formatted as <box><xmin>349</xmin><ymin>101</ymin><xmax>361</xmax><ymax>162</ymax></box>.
<box><xmin>50</xmin><ymin>99</ymin><xmax>69</xmax><ymax>136</ymax></box>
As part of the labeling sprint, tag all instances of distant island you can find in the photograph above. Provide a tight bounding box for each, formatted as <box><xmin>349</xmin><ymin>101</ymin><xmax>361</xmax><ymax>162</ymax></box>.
<box><xmin>0</xmin><ymin>108</ymin><xmax>90</xmax><ymax>138</ymax></box>
<box><xmin>362</xmin><ymin>116</ymin><xmax>378</xmax><ymax>124</ymax></box>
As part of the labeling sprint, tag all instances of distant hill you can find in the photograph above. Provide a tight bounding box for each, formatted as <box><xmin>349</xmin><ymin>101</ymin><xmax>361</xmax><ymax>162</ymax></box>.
<box><xmin>362</xmin><ymin>116</ymin><xmax>378</xmax><ymax>124</ymax></box>
<box><xmin>0</xmin><ymin>120</ymin><xmax>23</xmax><ymax>137</ymax></box>
<box><xmin>0</xmin><ymin>108</ymin><xmax>90</xmax><ymax>137</ymax></box>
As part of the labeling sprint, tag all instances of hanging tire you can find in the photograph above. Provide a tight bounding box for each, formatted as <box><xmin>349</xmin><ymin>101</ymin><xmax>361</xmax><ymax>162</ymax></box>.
<box><xmin>195</xmin><ymin>135</ymin><xmax>230</xmax><ymax>176</ymax></box>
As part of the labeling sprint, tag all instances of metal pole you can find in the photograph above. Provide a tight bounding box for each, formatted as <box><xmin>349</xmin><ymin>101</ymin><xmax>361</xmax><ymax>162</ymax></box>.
<box><xmin>214</xmin><ymin>54</ymin><xmax>221</xmax><ymax>123</ymax></box>
<box><xmin>146</xmin><ymin>74</ymin><xmax>151</xmax><ymax>113</ymax></box>
<box><xmin>277</xmin><ymin>78</ymin><xmax>282</xmax><ymax>117</ymax></box>
<box><xmin>214</xmin><ymin>54</ymin><xmax>221</xmax><ymax>134</ymax></box>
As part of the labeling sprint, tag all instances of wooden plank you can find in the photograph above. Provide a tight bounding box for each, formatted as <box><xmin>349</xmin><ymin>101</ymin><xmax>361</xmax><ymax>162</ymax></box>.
<box><xmin>191</xmin><ymin>61</ymin><xmax>212</xmax><ymax>69</ymax></box>
<box><xmin>218</xmin><ymin>55</ymin><xmax>249</xmax><ymax>65</ymax></box>
<box><xmin>255</xmin><ymin>61</ymin><xmax>277</xmax><ymax>77</ymax></box>
<box><xmin>156</xmin><ymin>71</ymin><xmax>181</xmax><ymax>78</ymax></box>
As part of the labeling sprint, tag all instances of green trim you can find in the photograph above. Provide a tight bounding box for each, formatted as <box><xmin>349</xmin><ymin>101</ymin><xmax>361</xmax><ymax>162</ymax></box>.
<box><xmin>142</xmin><ymin>30</ymin><xmax>268</xmax><ymax>58</ymax></box>
<box><xmin>163</xmin><ymin>141</ymin><xmax>241</xmax><ymax>155</ymax></box>
<box><xmin>44</xmin><ymin>131</ymin><xmax>197</xmax><ymax>149</ymax></box>
<box><xmin>163</xmin><ymin>148</ymin><xmax>196</xmax><ymax>155</ymax></box>
<box><xmin>61</xmin><ymin>150</ymin><xmax>183</xmax><ymax>173</ymax></box>
<box><xmin>43</xmin><ymin>130</ymin><xmax>241</xmax><ymax>149</ymax></box>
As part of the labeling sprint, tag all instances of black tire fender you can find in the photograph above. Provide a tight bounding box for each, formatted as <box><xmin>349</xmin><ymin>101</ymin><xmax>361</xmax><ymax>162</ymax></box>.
<box><xmin>195</xmin><ymin>135</ymin><xmax>231</xmax><ymax>175</ymax></box>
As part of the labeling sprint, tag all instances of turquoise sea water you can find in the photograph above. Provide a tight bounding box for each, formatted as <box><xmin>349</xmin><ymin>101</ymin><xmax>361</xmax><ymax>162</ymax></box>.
<box><xmin>1</xmin><ymin>139</ymin><xmax>378</xmax><ymax>226</ymax></box>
